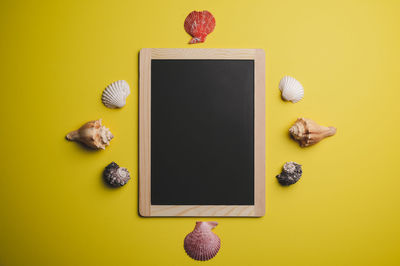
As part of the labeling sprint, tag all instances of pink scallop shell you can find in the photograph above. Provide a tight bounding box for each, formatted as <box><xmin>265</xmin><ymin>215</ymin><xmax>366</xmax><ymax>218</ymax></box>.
<box><xmin>184</xmin><ymin>10</ymin><xmax>216</xmax><ymax>44</ymax></box>
<box><xmin>184</xmin><ymin>221</ymin><xmax>221</xmax><ymax>261</ymax></box>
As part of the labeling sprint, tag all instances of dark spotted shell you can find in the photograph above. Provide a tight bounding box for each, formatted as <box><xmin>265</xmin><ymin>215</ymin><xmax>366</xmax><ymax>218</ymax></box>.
<box><xmin>276</xmin><ymin>162</ymin><xmax>303</xmax><ymax>186</ymax></box>
<box><xmin>103</xmin><ymin>162</ymin><xmax>131</xmax><ymax>187</ymax></box>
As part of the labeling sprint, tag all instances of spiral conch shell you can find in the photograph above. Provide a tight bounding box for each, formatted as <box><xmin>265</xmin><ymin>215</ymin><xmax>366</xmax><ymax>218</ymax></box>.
<box><xmin>289</xmin><ymin>118</ymin><xmax>336</xmax><ymax>147</ymax></box>
<box><xmin>184</xmin><ymin>221</ymin><xmax>221</xmax><ymax>261</ymax></box>
<box><xmin>279</xmin><ymin>76</ymin><xmax>304</xmax><ymax>103</ymax></box>
<box><xmin>66</xmin><ymin>119</ymin><xmax>113</xmax><ymax>150</ymax></box>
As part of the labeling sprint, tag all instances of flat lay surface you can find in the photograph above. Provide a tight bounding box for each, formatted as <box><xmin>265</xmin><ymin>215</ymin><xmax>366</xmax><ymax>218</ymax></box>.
<box><xmin>0</xmin><ymin>0</ymin><xmax>399</xmax><ymax>265</ymax></box>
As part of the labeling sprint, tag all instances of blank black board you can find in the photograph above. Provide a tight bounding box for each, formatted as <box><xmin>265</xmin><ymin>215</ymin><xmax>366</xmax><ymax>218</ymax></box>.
<box><xmin>151</xmin><ymin>59</ymin><xmax>254</xmax><ymax>205</ymax></box>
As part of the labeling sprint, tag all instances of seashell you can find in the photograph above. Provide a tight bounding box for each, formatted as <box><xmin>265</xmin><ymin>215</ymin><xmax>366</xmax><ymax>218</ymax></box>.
<box><xmin>289</xmin><ymin>118</ymin><xmax>336</xmax><ymax>147</ymax></box>
<box><xmin>184</xmin><ymin>10</ymin><xmax>216</xmax><ymax>44</ymax></box>
<box><xmin>276</xmin><ymin>162</ymin><xmax>303</xmax><ymax>186</ymax></box>
<box><xmin>102</xmin><ymin>80</ymin><xmax>130</xmax><ymax>108</ymax></box>
<box><xmin>184</xmin><ymin>221</ymin><xmax>221</xmax><ymax>261</ymax></box>
<box><xmin>279</xmin><ymin>76</ymin><xmax>304</xmax><ymax>103</ymax></box>
<box><xmin>66</xmin><ymin>119</ymin><xmax>113</xmax><ymax>150</ymax></box>
<box><xmin>103</xmin><ymin>162</ymin><xmax>131</xmax><ymax>187</ymax></box>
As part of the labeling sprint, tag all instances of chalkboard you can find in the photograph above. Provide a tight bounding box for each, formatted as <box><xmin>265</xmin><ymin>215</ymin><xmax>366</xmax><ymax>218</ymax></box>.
<box><xmin>151</xmin><ymin>59</ymin><xmax>254</xmax><ymax>205</ymax></box>
<box><xmin>139</xmin><ymin>49</ymin><xmax>265</xmax><ymax>217</ymax></box>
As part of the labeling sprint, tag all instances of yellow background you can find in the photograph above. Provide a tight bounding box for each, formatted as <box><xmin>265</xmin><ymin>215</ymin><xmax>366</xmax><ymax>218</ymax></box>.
<box><xmin>1</xmin><ymin>0</ymin><xmax>399</xmax><ymax>265</ymax></box>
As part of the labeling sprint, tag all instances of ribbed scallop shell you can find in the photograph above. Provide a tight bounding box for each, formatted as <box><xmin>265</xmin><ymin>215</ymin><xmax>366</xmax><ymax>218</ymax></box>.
<box><xmin>279</xmin><ymin>76</ymin><xmax>304</xmax><ymax>103</ymax></box>
<box><xmin>184</xmin><ymin>221</ymin><xmax>221</xmax><ymax>261</ymax></box>
<box><xmin>102</xmin><ymin>80</ymin><xmax>130</xmax><ymax>108</ymax></box>
<box><xmin>184</xmin><ymin>11</ymin><xmax>216</xmax><ymax>44</ymax></box>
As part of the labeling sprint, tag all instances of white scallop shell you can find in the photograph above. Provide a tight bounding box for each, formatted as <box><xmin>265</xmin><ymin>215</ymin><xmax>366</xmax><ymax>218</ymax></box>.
<box><xmin>279</xmin><ymin>76</ymin><xmax>304</xmax><ymax>103</ymax></box>
<box><xmin>102</xmin><ymin>80</ymin><xmax>130</xmax><ymax>108</ymax></box>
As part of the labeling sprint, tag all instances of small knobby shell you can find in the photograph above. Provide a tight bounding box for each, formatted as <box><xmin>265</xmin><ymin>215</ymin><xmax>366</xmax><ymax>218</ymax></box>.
<box><xmin>184</xmin><ymin>10</ymin><xmax>216</xmax><ymax>44</ymax></box>
<box><xmin>103</xmin><ymin>162</ymin><xmax>131</xmax><ymax>187</ymax></box>
<box><xmin>66</xmin><ymin>119</ymin><xmax>113</xmax><ymax>150</ymax></box>
<box><xmin>279</xmin><ymin>76</ymin><xmax>304</xmax><ymax>103</ymax></box>
<box><xmin>184</xmin><ymin>221</ymin><xmax>221</xmax><ymax>261</ymax></box>
<box><xmin>102</xmin><ymin>80</ymin><xmax>130</xmax><ymax>108</ymax></box>
<box><xmin>276</xmin><ymin>162</ymin><xmax>303</xmax><ymax>186</ymax></box>
<box><xmin>289</xmin><ymin>118</ymin><xmax>336</xmax><ymax>147</ymax></box>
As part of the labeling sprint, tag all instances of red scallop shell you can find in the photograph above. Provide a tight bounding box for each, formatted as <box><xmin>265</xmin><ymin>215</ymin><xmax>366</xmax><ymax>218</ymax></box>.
<box><xmin>184</xmin><ymin>221</ymin><xmax>221</xmax><ymax>261</ymax></box>
<box><xmin>184</xmin><ymin>11</ymin><xmax>216</xmax><ymax>44</ymax></box>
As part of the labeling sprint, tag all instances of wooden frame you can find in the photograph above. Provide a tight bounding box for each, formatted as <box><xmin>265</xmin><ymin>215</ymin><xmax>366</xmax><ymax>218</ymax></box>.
<box><xmin>139</xmin><ymin>48</ymin><xmax>265</xmax><ymax>217</ymax></box>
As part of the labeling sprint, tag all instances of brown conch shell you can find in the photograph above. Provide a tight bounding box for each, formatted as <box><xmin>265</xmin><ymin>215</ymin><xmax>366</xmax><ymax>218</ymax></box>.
<box><xmin>184</xmin><ymin>221</ymin><xmax>221</xmax><ymax>261</ymax></box>
<box><xmin>66</xmin><ymin>119</ymin><xmax>113</xmax><ymax>150</ymax></box>
<box><xmin>289</xmin><ymin>118</ymin><xmax>336</xmax><ymax>147</ymax></box>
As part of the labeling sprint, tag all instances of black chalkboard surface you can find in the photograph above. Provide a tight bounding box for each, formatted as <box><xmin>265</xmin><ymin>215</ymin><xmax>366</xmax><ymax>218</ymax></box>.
<box><xmin>139</xmin><ymin>48</ymin><xmax>265</xmax><ymax>217</ymax></box>
<box><xmin>151</xmin><ymin>60</ymin><xmax>254</xmax><ymax>205</ymax></box>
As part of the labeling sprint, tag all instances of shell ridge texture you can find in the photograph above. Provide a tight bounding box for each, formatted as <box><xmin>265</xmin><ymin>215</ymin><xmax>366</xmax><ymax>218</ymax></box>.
<box><xmin>279</xmin><ymin>75</ymin><xmax>304</xmax><ymax>103</ymax></box>
<box><xmin>184</xmin><ymin>10</ymin><xmax>215</xmax><ymax>44</ymax></box>
<box><xmin>184</xmin><ymin>221</ymin><xmax>221</xmax><ymax>261</ymax></box>
<box><xmin>101</xmin><ymin>80</ymin><xmax>130</xmax><ymax>108</ymax></box>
